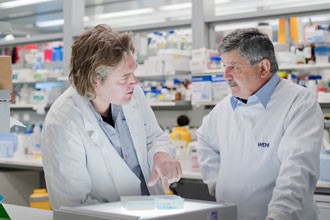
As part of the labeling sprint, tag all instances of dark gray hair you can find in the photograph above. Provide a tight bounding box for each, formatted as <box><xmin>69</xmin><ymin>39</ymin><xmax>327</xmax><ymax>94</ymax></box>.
<box><xmin>218</xmin><ymin>28</ymin><xmax>278</xmax><ymax>74</ymax></box>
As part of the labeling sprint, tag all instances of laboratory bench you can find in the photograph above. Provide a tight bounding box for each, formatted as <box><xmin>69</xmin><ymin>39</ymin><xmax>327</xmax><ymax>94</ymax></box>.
<box><xmin>2</xmin><ymin>200</ymin><xmax>236</xmax><ymax>220</ymax></box>
<box><xmin>1</xmin><ymin>157</ymin><xmax>330</xmax><ymax>198</ymax></box>
<box><xmin>0</xmin><ymin>157</ymin><xmax>330</xmax><ymax>219</ymax></box>
<box><xmin>1</xmin><ymin>156</ymin><xmax>330</xmax><ymax>218</ymax></box>
<box><xmin>3</xmin><ymin>203</ymin><xmax>53</xmax><ymax>220</ymax></box>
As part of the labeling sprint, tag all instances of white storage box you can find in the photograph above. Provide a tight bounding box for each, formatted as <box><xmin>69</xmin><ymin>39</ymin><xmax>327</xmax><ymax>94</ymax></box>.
<box><xmin>320</xmin><ymin>153</ymin><xmax>330</xmax><ymax>182</ymax></box>
<box><xmin>191</xmin><ymin>76</ymin><xmax>212</xmax><ymax>105</ymax></box>
<box><xmin>211</xmin><ymin>75</ymin><xmax>230</xmax><ymax>102</ymax></box>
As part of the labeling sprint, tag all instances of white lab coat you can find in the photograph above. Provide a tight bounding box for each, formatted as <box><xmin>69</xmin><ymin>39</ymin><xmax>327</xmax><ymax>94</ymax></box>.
<box><xmin>42</xmin><ymin>86</ymin><xmax>175</xmax><ymax>209</ymax></box>
<box><xmin>197</xmin><ymin>79</ymin><xmax>323</xmax><ymax>220</ymax></box>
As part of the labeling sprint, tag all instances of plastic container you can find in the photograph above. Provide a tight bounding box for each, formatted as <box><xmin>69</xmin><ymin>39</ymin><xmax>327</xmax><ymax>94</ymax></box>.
<box><xmin>170</xmin><ymin>127</ymin><xmax>191</xmax><ymax>147</ymax></box>
<box><xmin>0</xmin><ymin>133</ymin><xmax>17</xmax><ymax>158</ymax></box>
<box><xmin>29</xmin><ymin>189</ymin><xmax>52</xmax><ymax>210</ymax></box>
<box><xmin>320</xmin><ymin>150</ymin><xmax>330</xmax><ymax>182</ymax></box>
<box><xmin>121</xmin><ymin>196</ymin><xmax>155</xmax><ymax>210</ymax></box>
<box><xmin>210</xmin><ymin>56</ymin><xmax>221</xmax><ymax>69</ymax></box>
<box><xmin>170</xmin><ymin>126</ymin><xmax>191</xmax><ymax>160</ymax></box>
<box><xmin>154</xmin><ymin>195</ymin><xmax>184</xmax><ymax>210</ymax></box>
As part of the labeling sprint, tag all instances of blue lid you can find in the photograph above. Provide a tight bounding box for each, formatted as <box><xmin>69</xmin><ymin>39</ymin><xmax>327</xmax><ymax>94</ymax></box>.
<box><xmin>210</xmin><ymin>56</ymin><xmax>221</xmax><ymax>61</ymax></box>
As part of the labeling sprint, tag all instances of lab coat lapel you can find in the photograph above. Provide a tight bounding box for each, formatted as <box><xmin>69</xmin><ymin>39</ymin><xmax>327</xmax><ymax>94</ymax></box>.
<box><xmin>71</xmin><ymin>87</ymin><xmax>141</xmax><ymax>196</ymax></box>
<box><xmin>123</xmin><ymin>98</ymin><xmax>149</xmax><ymax>181</ymax></box>
<box><xmin>96</xmin><ymin>132</ymin><xmax>141</xmax><ymax>197</ymax></box>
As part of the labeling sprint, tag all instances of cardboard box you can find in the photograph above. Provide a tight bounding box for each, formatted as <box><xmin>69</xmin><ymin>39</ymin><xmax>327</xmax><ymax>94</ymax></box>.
<box><xmin>0</xmin><ymin>56</ymin><xmax>12</xmax><ymax>91</ymax></box>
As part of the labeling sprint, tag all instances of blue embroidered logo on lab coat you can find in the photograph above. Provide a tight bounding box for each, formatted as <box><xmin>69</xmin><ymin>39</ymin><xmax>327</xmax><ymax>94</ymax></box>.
<box><xmin>258</xmin><ymin>142</ymin><xmax>270</xmax><ymax>148</ymax></box>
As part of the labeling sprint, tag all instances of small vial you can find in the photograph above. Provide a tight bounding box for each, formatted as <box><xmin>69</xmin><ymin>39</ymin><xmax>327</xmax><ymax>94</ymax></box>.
<box><xmin>190</xmin><ymin>149</ymin><xmax>199</xmax><ymax>170</ymax></box>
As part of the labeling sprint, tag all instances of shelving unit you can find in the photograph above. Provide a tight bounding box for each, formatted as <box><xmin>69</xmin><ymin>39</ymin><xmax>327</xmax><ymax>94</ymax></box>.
<box><xmin>148</xmin><ymin>101</ymin><xmax>192</xmax><ymax>110</ymax></box>
<box><xmin>191</xmin><ymin>68</ymin><xmax>224</xmax><ymax>76</ymax></box>
<box><xmin>279</xmin><ymin>64</ymin><xmax>330</xmax><ymax>70</ymax></box>
<box><xmin>0</xmin><ymin>33</ymin><xmax>63</xmax><ymax>47</ymax></box>
<box><xmin>12</xmin><ymin>76</ymin><xmax>67</xmax><ymax>84</ymax></box>
<box><xmin>137</xmin><ymin>70</ymin><xmax>191</xmax><ymax>81</ymax></box>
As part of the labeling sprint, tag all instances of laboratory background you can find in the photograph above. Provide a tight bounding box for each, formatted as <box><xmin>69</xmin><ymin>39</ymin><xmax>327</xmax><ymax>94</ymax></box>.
<box><xmin>1</xmin><ymin>0</ymin><xmax>330</xmax><ymax>219</ymax></box>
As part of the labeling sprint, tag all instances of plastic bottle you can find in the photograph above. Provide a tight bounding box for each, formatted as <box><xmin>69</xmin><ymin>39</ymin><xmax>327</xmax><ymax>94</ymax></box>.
<box><xmin>306</xmin><ymin>76</ymin><xmax>318</xmax><ymax>100</ymax></box>
<box><xmin>190</xmin><ymin>148</ymin><xmax>200</xmax><ymax>170</ymax></box>
<box><xmin>30</xmin><ymin>122</ymin><xmax>42</xmax><ymax>158</ymax></box>
<box><xmin>157</xmin><ymin>32</ymin><xmax>167</xmax><ymax>51</ymax></box>
<box><xmin>304</xmin><ymin>43</ymin><xmax>315</xmax><ymax>64</ymax></box>
<box><xmin>167</xmin><ymin>30</ymin><xmax>179</xmax><ymax>49</ymax></box>
<box><xmin>148</xmin><ymin>32</ymin><xmax>159</xmax><ymax>56</ymax></box>
<box><xmin>296</xmin><ymin>44</ymin><xmax>305</xmax><ymax>64</ymax></box>
<box><xmin>173</xmin><ymin>79</ymin><xmax>182</xmax><ymax>101</ymax></box>
<box><xmin>32</xmin><ymin>56</ymin><xmax>44</xmax><ymax>71</ymax></box>
<box><xmin>170</xmin><ymin>127</ymin><xmax>191</xmax><ymax>147</ymax></box>
<box><xmin>210</xmin><ymin>56</ymin><xmax>222</xmax><ymax>69</ymax></box>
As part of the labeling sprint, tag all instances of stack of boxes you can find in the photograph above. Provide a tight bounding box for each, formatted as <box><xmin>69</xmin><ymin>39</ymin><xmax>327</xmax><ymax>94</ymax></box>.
<box><xmin>305</xmin><ymin>27</ymin><xmax>330</xmax><ymax>64</ymax></box>
<box><xmin>190</xmin><ymin>48</ymin><xmax>230</xmax><ymax>105</ymax></box>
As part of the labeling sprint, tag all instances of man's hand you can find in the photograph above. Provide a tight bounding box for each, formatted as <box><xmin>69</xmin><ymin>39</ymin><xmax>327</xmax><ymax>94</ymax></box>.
<box><xmin>147</xmin><ymin>152</ymin><xmax>182</xmax><ymax>193</ymax></box>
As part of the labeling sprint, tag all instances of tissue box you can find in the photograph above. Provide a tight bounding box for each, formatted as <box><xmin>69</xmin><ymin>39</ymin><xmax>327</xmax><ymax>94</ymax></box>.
<box><xmin>320</xmin><ymin>153</ymin><xmax>330</xmax><ymax>181</ymax></box>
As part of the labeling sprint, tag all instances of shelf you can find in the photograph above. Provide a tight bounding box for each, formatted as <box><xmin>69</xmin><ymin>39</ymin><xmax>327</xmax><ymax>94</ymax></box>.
<box><xmin>148</xmin><ymin>101</ymin><xmax>192</xmax><ymax>110</ymax></box>
<box><xmin>115</xmin><ymin>19</ymin><xmax>191</xmax><ymax>32</ymax></box>
<box><xmin>191</xmin><ymin>101</ymin><xmax>330</xmax><ymax>109</ymax></box>
<box><xmin>192</xmin><ymin>101</ymin><xmax>219</xmax><ymax>107</ymax></box>
<box><xmin>10</xmin><ymin>104</ymin><xmax>50</xmax><ymax>110</ymax></box>
<box><xmin>320</xmin><ymin>102</ymin><xmax>330</xmax><ymax>109</ymax></box>
<box><xmin>190</xmin><ymin>64</ymin><xmax>330</xmax><ymax>75</ymax></box>
<box><xmin>0</xmin><ymin>33</ymin><xmax>63</xmax><ymax>47</ymax></box>
<box><xmin>191</xmin><ymin>69</ymin><xmax>224</xmax><ymax>76</ymax></box>
<box><xmin>12</xmin><ymin>76</ymin><xmax>67</xmax><ymax>84</ymax></box>
<box><xmin>279</xmin><ymin>63</ymin><xmax>330</xmax><ymax>70</ymax></box>
<box><xmin>137</xmin><ymin>70</ymin><xmax>190</xmax><ymax>81</ymax></box>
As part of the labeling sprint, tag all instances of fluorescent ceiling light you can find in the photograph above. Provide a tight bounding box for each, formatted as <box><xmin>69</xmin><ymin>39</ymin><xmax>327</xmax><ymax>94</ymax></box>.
<box><xmin>215</xmin><ymin>0</ymin><xmax>231</xmax><ymax>4</ymax></box>
<box><xmin>159</xmin><ymin>3</ymin><xmax>192</xmax><ymax>11</ymax></box>
<box><xmin>215</xmin><ymin>7</ymin><xmax>257</xmax><ymax>16</ymax></box>
<box><xmin>36</xmin><ymin>17</ymin><xmax>89</xmax><ymax>27</ymax></box>
<box><xmin>0</xmin><ymin>0</ymin><xmax>53</xmax><ymax>9</ymax></box>
<box><xmin>215</xmin><ymin>22</ymin><xmax>258</xmax><ymax>32</ymax></box>
<box><xmin>268</xmin><ymin>0</ymin><xmax>329</xmax><ymax>10</ymax></box>
<box><xmin>36</xmin><ymin>19</ymin><xmax>64</xmax><ymax>27</ymax></box>
<box><xmin>95</xmin><ymin>8</ymin><xmax>155</xmax><ymax>20</ymax></box>
<box><xmin>302</xmin><ymin>15</ymin><xmax>330</xmax><ymax>24</ymax></box>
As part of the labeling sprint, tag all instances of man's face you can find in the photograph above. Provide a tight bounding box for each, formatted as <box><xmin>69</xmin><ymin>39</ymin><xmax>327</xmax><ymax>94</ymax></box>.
<box><xmin>94</xmin><ymin>53</ymin><xmax>138</xmax><ymax>106</ymax></box>
<box><xmin>221</xmin><ymin>50</ymin><xmax>265</xmax><ymax>100</ymax></box>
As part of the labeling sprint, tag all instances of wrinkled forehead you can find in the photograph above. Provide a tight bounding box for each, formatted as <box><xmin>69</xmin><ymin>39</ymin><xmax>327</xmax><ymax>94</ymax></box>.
<box><xmin>221</xmin><ymin>50</ymin><xmax>248</xmax><ymax>65</ymax></box>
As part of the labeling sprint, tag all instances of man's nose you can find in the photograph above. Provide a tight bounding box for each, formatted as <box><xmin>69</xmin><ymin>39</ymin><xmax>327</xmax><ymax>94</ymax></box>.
<box><xmin>129</xmin><ymin>74</ymin><xmax>139</xmax><ymax>85</ymax></box>
<box><xmin>223</xmin><ymin>67</ymin><xmax>232</xmax><ymax>81</ymax></box>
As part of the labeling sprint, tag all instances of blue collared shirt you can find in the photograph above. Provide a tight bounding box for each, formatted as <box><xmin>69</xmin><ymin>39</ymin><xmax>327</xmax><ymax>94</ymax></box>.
<box><xmin>86</xmin><ymin>100</ymin><xmax>149</xmax><ymax>195</ymax></box>
<box><xmin>230</xmin><ymin>73</ymin><xmax>280</xmax><ymax>110</ymax></box>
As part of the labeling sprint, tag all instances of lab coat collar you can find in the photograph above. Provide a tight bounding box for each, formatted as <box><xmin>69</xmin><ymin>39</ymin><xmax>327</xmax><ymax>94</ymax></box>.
<box><xmin>69</xmin><ymin>87</ymin><xmax>98</xmax><ymax>132</ymax></box>
<box><xmin>230</xmin><ymin>73</ymin><xmax>280</xmax><ymax>110</ymax></box>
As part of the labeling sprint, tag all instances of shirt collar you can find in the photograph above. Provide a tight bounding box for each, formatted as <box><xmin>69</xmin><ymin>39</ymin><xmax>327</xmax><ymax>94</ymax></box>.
<box><xmin>230</xmin><ymin>73</ymin><xmax>280</xmax><ymax>110</ymax></box>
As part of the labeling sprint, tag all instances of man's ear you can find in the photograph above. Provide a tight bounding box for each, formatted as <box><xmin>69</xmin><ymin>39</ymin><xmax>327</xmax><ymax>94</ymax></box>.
<box><xmin>259</xmin><ymin>59</ymin><xmax>271</xmax><ymax>79</ymax></box>
<box><xmin>94</xmin><ymin>79</ymin><xmax>100</xmax><ymax>88</ymax></box>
